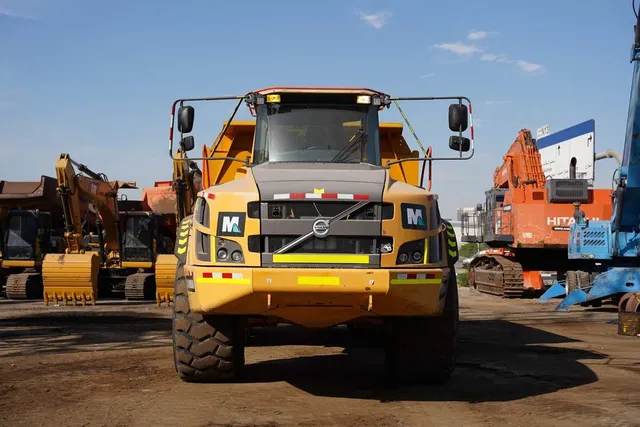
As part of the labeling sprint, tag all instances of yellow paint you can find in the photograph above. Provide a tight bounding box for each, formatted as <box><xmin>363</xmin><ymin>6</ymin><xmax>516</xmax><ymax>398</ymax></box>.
<box><xmin>177</xmin><ymin>247</ymin><xmax>186</xmax><ymax>255</ymax></box>
<box><xmin>41</xmin><ymin>252</ymin><xmax>99</xmax><ymax>306</ymax></box>
<box><xmin>1</xmin><ymin>260</ymin><xmax>36</xmax><ymax>268</ymax></box>
<box><xmin>297</xmin><ymin>276</ymin><xmax>340</xmax><ymax>286</ymax></box>
<box><xmin>188</xmin><ymin>265</ymin><xmax>449</xmax><ymax>328</ymax></box>
<box><xmin>155</xmin><ymin>254</ymin><xmax>178</xmax><ymax>306</ymax></box>
<box><xmin>121</xmin><ymin>261</ymin><xmax>153</xmax><ymax>269</ymax></box>
<box><xmin>272</xmin><ymin>253</ymin><xmax>370</xmax><ymax>264</ymax></box>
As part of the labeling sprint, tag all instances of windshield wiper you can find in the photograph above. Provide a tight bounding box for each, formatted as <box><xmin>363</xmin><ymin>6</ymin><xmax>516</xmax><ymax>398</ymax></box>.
<box><xmin>330</xmin><ymin>129</ymin><xmax>368</xmax><ymax>163</ymax></box>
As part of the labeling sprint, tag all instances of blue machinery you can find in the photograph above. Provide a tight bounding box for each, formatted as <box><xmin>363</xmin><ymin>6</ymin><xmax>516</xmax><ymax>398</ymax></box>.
<box><xmin>540</xmin><ymin>5</ymin><xmax>640</xmax><ymax>312</ymax></box>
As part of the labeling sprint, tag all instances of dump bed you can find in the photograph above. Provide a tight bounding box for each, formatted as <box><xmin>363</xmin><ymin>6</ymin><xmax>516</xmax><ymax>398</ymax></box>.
<box><xmin>0</xmin><ymin>175</ymin><xmax>61</xmax><ymax>212</ymax></box>
<box><xmin>201</xmin><ymin>121</ymin><xmax>420</xmax><ymax>189</ymax></box>
<box><xmin>142</xmin><ymin>181</ymin><xmax>176</xmax><ymax>215</ymax></box>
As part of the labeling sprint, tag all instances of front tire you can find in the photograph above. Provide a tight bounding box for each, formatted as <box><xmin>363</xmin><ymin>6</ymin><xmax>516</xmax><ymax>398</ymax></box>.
<box><xmin>172</xmin><ymin>263</ymin><xmax>246</xmax><ymax>382</ymax></box>
<box><xmin>383</xmin><ymin>270</ymin><xmax>459</xmax><ymax>385</ymax></box>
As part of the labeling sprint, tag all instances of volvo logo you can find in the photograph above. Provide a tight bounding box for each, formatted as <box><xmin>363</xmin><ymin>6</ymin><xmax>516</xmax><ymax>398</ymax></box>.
<box><xmin>312</xmin><ymin>219</ymin><xmax>330</xmax><ymax>238</ymax></box>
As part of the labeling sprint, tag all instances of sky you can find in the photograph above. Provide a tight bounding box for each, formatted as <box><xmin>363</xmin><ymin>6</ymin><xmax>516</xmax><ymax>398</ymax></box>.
<box><xmin>0</xmin><ymin>0</ymin><xmax>637</xmax><ymax>219</ymax></box>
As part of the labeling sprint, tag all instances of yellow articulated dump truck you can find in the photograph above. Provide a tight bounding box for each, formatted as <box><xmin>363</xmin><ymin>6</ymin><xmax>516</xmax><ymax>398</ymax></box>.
<box><xmin>168</xmin><ymin>87</ymin><xmax>475</xmax><ymax>384</ymax></box>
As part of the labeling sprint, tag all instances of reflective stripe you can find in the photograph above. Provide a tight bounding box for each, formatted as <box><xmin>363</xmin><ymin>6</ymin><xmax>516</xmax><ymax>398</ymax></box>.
<box><xmin>272</xmin><ymin>193</ymin><xmax>370</xmax><ymax>201</ymax></box>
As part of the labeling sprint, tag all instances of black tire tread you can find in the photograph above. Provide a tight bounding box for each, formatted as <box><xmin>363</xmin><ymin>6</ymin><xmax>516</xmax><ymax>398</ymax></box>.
<box><xmin>172</xmin><ymin>264</ymin><xmax>244</xmax><ymax>382</ymax></box>
<box><xmin>384</xmin><ymin>269</ymin><xmax>459</xmax><ymax>385</ymax></box>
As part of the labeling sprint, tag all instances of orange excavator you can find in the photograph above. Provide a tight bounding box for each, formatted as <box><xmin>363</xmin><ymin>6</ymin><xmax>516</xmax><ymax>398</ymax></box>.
<box><xmin>461</xmin><ymin>129</ymin><xmax>613</xmax><ymax>297</ymax></box>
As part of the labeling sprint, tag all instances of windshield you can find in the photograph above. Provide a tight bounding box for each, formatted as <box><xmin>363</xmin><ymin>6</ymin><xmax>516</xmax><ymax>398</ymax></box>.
<box><xmin>253</xmin><ymin>99</ymin><xmax>380</xmax><ymax>165</ymax></box>
<box><xmin>121</xmin><ymin>215</ymin><xmax>154</xmax><ymax>261</ymax></box>
<box><xmin>5</xmin><ymin>213</ymin><xmax>38</xmax><ymax>260</ymax></box>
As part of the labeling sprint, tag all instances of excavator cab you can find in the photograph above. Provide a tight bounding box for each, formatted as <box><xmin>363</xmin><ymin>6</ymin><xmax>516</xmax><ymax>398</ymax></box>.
<box><xmin>3</xmin><ymin>210</ymin><xmax>53</xmax><ymax>261</ymax></box>
<box><xmin>120</xmin><ymin>211</ymin><xmax>170</xmax><ymax>263</ymax></box>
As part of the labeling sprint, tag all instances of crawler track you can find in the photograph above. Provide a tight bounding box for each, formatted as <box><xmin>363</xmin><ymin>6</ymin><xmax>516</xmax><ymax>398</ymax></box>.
<box><xmin>124</xmin><ymin>272</ymin><xmax>156</xmax><ymax>300</ymax></box>
<box><xmin>469</xmin><ymin>255</ymin><xmax>524</xmax><ymax>298</ymax></box>
<box><xmin>5</xmin><ymin>272</ymin><xmax>43</xmax><ymax>300</ymax></box>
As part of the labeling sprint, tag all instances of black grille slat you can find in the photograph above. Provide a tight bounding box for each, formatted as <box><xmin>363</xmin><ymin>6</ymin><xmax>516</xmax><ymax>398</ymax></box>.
<box><xmin>264</xmin><ymin>201</ymin><xmax>391</xmax><ymax>220</ymax></box>
<box><xmin>123</xmin><ymin>248</ymin><xmax>152</xmax><ymax>261</ymax></box>
<box><xmin>266</xmin><ymin>235</ymin><xmax>377</xmax><ymax>254</ymax></box>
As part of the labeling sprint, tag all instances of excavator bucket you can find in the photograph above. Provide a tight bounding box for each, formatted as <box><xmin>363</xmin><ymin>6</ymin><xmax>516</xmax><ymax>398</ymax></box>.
<box><xmin>155</xmin><ymin>253</ymin><xmax>178</xmax><ymax>306</ymax></box>
<box><xmin>42</xmin><ymin>252</ymin><xmax>100</xmax><ymax>306</ymax></box>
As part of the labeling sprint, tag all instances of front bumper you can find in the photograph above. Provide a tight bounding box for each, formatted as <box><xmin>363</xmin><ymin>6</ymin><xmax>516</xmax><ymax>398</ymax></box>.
<box><xmin>184</xmin><ymin>266</ymin><xmax>452</xmax><ymax>328</ymax></box>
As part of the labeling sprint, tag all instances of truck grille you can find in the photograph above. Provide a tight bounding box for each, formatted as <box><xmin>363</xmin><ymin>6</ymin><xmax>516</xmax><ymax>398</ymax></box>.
<box><xmin>266</xmin><ymin>235</ymin><xmax>378</xmax><ymax>254</ymax></box>
<box><xmin>250</xmin><ymin>201</ymin><xmax>393</xmax><ymax>220</ymax></box>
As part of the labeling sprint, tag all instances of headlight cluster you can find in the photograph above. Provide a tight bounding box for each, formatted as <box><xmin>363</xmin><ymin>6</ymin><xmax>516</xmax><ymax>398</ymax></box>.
<box><xmin>396</xmin><ymin>239</ymin><xmax>426</xmax><ymax>265</ymax></box>
<box><xmin>216</xmin><ymin>238</ymin><xmax>244</xmax><ymax>264</ymax></box>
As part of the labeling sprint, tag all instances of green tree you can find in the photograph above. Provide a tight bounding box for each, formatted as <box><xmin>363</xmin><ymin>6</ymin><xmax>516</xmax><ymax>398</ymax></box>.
<box><xmin>459</xmin><ymin>242</ymin><xmax>488</xmax><ymax>259</ymax></box>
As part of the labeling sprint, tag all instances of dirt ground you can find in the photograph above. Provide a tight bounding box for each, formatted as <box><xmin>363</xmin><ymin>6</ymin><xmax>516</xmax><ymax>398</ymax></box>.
<box><xmin>0</xmin><ymin>287</ymin><xmax>638</xmax><ymax>427</ymax></box>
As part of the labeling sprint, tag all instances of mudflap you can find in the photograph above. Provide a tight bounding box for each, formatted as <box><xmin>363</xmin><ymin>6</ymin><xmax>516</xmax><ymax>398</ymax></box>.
<box><xmin>42</xmin><ymin>252</ymin><xmax>100</xmax><ymax>306</ymax></box>
<box><xmin>5</xmin><ymin>272</ymin><xmax>43</xmax><ymax>300</ymax></box>
<box><xmin>124</xmin><ymin>272</ymin><xmax>156</xmax><ymax>301</ymax></box>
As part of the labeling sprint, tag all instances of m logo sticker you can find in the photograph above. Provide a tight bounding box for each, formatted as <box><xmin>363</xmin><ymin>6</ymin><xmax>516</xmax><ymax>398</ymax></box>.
<box><xmin>401</xmin><ymin>203</ymin><xmax>426</xmax><ymax>230</ymax></box>
<box><xmin>217</xmin><ymin>212</ymin><xmax>246</xmax><ymax>236</ymax></box>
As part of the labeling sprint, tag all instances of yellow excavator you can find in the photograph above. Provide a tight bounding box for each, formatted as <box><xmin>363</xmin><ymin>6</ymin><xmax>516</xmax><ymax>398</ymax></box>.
<box><xmin>0</xmin><ymin>176</ymin><xmax>66</xmax><ymax>299</ymax></box>
<box><xmin>41</xmin><ymin>153</ymin><xmax>172</xmax><ymax>305</ymax></box>
<box><xmin>150</xmin><ymin>143</ymin><xmax>202</xmax><ymax>306</ymax></box>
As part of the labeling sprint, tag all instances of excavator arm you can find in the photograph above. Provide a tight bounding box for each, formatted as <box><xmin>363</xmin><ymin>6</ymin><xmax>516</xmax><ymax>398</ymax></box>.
<box><xmin>55</xmin><ymin>153</ymin><xmax>136</xmax><ymax>255</ymax></box>
<box><xmin>493</xmin><ymin>130</ymin><xmax>546</xmax><ymax>189</ymax></box>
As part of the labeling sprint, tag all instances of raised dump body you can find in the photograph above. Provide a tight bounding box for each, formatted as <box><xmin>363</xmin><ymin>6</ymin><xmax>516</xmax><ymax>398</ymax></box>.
<box><xmin>0</xmin><ymin>176</ymin><xmax>66</xmax><ymax>299</ymax></box>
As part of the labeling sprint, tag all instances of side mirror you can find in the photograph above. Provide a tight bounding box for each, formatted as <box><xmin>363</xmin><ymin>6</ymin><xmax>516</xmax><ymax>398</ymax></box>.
<box><xmin>449</xmin><ymin>136</ymin><xmax>470</xmax><ymax>152</ymax></box>
<box><xmin>180</xmin><ymin>136</ymin><xmax>195</xmax><ymax>152</ymax></box>
<box><xmin>177</xmin><ymin>105</ymin><xmax>195</xmax><ymax>134</ymax></box>
<box><xmin>448</xmin><ymin>104</ymin><xmax>468</xmax><ymax>132</ymax></box>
